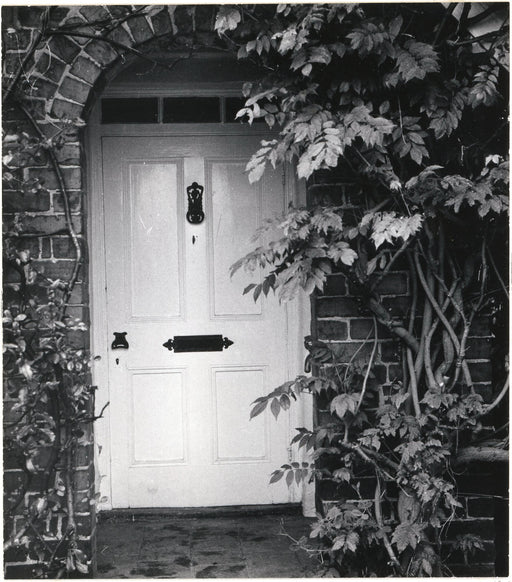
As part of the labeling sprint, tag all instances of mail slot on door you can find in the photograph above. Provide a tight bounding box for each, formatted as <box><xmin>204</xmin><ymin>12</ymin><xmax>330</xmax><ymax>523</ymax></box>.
<box><xmin>163</xmin><ymin>335</ymin><xmax>234</xmax><ymax>352</ymax></box>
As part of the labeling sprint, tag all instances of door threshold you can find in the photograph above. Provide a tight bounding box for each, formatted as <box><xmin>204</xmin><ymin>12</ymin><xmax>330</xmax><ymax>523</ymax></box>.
<box><xmin>98</xmin><ymin>503</ymin><xmax>302</xmax><ymax>522</ymax></box>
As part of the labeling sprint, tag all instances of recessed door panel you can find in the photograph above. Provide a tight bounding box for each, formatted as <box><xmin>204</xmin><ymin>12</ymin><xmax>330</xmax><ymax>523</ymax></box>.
<box><xmin>212</xmin><ymin>367</ymin><xmax>268</xmax><ymax>463</ymax></box>
<box><xmin>126</xmin><ymin>161</ymin><xmax>183</xmax><ymax>320</ymax></box>
<box><xmin>208</xmin><ymin>159</ymin><xmax>262</xmax><ymax>318</ymax></box>
<box><xmin>130</xmin><ymin>369</ymin><xmax>186</xmax><ymax>465</ymax></box>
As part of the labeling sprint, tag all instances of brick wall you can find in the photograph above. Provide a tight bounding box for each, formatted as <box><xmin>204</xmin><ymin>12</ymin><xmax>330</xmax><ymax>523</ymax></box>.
<box><xmin>2</xmin><ymin>5</ymin><xmax>209</xmax><ymax>577</ymax></box>
<box><xmin>306</xmin><ymin>171</ymin><xmax>501</xmax><ymax>576</ymax></box>
<box><xmin>2</xmin><ymin>4</ymin><xmax>503</xmax><ymax>578</ymax></box>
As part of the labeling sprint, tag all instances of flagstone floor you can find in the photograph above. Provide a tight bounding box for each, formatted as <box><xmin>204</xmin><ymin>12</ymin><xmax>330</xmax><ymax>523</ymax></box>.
<box><xmin>96</xmin><ymin>508</ymin><xmax>322</xmax><ymax>578</ymax></box>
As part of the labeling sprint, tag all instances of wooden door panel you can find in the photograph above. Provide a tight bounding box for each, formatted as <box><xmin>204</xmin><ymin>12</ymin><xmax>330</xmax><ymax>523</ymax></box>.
<box><xmin>130</xmin><ymin>369</ymin><xmax>187</xmax><ymax>465</ymax></box>
<box><xmin>208</xmin><ymin>158</ymin><xmax>262</xmax><ymax>317</ymax></box>
<box><xmin>125</xmin><ymin>161</ymin><xmax>183</xmax><ymax>320</ymax></box>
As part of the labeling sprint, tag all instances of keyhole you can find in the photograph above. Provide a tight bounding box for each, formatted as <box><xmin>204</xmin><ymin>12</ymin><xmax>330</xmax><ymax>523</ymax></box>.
<box><xmin>192</xmin><ymin>235</ymin><xmax>196</xmax><ymax>245</ymax></box>
<box><xmin>115</xmin><ymin>358</ymin><xmax>119</xmax><ymax>365</ymax></box>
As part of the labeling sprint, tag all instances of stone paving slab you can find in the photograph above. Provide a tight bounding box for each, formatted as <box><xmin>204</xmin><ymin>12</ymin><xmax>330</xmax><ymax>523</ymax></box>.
<box><xmin>96</xmin><ymin>512</ymin><xmax>320</xmax><ymax>578</ymax></box>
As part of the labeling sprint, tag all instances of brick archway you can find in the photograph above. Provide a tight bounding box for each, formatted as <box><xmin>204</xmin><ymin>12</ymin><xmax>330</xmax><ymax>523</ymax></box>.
<box><xmin>17</xmin><ymin>5</ymin><xmax>219</xmax><ymax>128</ymax></box>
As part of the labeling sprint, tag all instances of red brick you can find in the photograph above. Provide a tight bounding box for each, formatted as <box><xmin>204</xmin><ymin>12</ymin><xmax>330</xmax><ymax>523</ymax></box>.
<box><xmin>52</xmin><ymin>236</ymin><xmax>79</xmax><ymax>258</ymax></box>
<box><xmin>51</xmin><ymin>98</ymin><xmax>84</xmax><ymax>120</ymax></box>
<box><xmin>79</xmin><ymin>5</ymin><xmax>110</xmax><ymax>22</ymax></box>
<box><xmin>75</xmin><ymin>444</ymin><xmax>94</xmax><ymax>467</ymax></box>
<box><xmin>24</xmin><ymin>215</ymin><xmax>82</xmax><ymax>235</ymax></box>
<box><xmin>350</xmin><ymin>318</ymin><xmax>392</xmax><ymax>340</ymax></box>
<box><xmin>47</xmin><ymin>35</ymin><xmax>81</xmax><ymax>63</ymax></box>
<box><xmin>52</xmin><ymin>190</ymin><xmax>82</xmax><ymax>213</ymax></box>
<box><xmin>445</xmin><ymin>517</ymin><xmax>495</xmax><ymax>539</ymax></box>
<box><xmin>3</xmin><ymin>191</ymin><xmax>51</xmax><ymax>213</ymax></box>
<box><xmin>321</xmin><ymin>274</ymin><xmax>346</xmax><ymax>296</ymax></box>
<box><xmin>41</xmin><ymin>237</ymin><xmax>52</xmax><ymax>258</ymax></box>
<box><xmin>380</xmin><ymin>341</ymin><xmax>401</xmax><ymax>363</ymax></box>
<box><xmin>31</xmin><ymin>77</ymin><xmax>59</xmax><ymax>99</ymax></box>
<box><xmin>84</xmin><ymin>39</ymin><xmax>119</xmax><ymax>66</ymax></box>
<box><xmin>174</xmin><ymin>5</ymin><xmax>195</xmax><ymax>33</ymax></box>
<box><xmin>47</xmin><ymin>6</ymin><xmax>70</xmax><ymax>28</ymax></box>
<box><xmin>466</xmin><ymin>496</ymin><xmax>495</xmax><ymax>518</ymax></box>
<box><xmin>53</xmin><ymin>143</ymin><xmax>80</xmax><ymax>165</ymax></box>
<box><xmin>68</xmin><ymin>282</ymin><xmax>87</xmax><ymax>304</ymax></box>
<box><xmin>58</xmin><ymin>77</ymin><xmax>91</xmax><ymax>105</ymax></box>
<box><xmin>465</xmin><ymin>338</ymin><xmax>492</xmax><ymax>360</ymax></box>
<box><xmin>151</xmin><ymin>7</ymin><xmax>173</xmax><ymax>36</ymax></box>
<box><xmin>467</xmin><ymin>361</ymin><xmax>492</xmax><ymax>383</ymax></box>
<box><xmin>4</xmin><ymin>28</ymin><xmax>32</xmax><ymax>50</ymax></box>
<box><xmin>330</xmin><ymin>341</ymin><xmax>375</xmax><ymax>362</ymax></box>
<box><xmin>28</xmin><ymin>166</ymin><xmax>81</xmax><ymax>190</ymax></box>
<box><xmin>106</xmin><ymin>25</ymin><xmax>133</xmax><ymax>48</ymax></box>
<box><xmin>35</xmin><ymin>52</ymin><xmax>67</xmax><ymax>83</ymax></box>
<box><xmin>317</xmin><ymin>320</ymin><xmax>348</xmax><ymax>340</ymax></box>
<box><xmin>469</xmin><ymin>317</ymin><xmax>492</xmax><ymax>337</ymax></box>
<box><xmin>126</xmin><ymin>15</ymin><xmax>153</xmax><ymax>44</ymax></box>
<box><xmin>370</xmin><ymin>272</ymin><xmax>408</xmax><ymax>295</ymax></box>
<box><xmin>316</xmin><ymin>297</ymin><xmax>364</xmax><ymax>318</ymax></box>
<box><xmin>381</xmin><ymin>296</ymin><xmax>411</xmax><ymax>318</ymax></box>
<box><xmin>73</xmin><ymin>462</ymin><xmax>94</xmax><ymax>491</ymax></box>
<box><xmin>70</xmin><ymin>56</ymin><xmax>101</xmax><ymax>85</ymax></box>
<box><xmin>32</xmin><ymin>259</ymin><xmax>80</xmax><ymax>281</ymax></box>
<box><xmin>17</xmin><ymin>6</ymin><xmax>45</xmax><ymax>27</ymax></box>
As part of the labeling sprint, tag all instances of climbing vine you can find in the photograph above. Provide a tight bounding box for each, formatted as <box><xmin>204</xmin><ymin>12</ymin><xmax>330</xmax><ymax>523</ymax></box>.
<box><xmin>2</xmin><ymin>5</ymin><xmax>189</xmax><ymax>577</ymax></box>
<box><xmin>219</xmin><ymin>3</ymin><xmax>509</xmax><ymax>576</ymax></box>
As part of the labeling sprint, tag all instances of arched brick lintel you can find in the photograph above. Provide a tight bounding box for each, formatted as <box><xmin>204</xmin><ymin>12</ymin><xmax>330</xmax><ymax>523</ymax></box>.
<box><xmin>24</xmin><ymin>5</ymin><xmax>218</xmax><ymax>131</ymax></box>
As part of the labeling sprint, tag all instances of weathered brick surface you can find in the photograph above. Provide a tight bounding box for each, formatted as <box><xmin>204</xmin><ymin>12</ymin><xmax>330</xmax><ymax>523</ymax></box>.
<box><xmin>84</xmin><ymin>39</ymin><xmax>119</xmax><ymax>66</ymax></box>
<box><xmin>126</xmin><ymin>15</ymin><xmax>153</xmax><ymax>44</ymax></box>
<box><xmin>70</xmin><ymin>56</ymin><xmax>102</xmax><ymax>85</ymax></box>
<box><xmin>58</xmin><ymin>77</ymin><xmax>91</xmax><ymax>104</ymax></box>
<box><xmin>3</xmin><ymin>191</ymin><xmax>51</xmax><ymax>213</ymax></box>
<box><xmin>51</xmin><ymin>98</ymin><xmax>84</xmax><ymax>120</ymax></box>
<box><xmin>3</xmin><ymin>5</ymin><xmax>500</xmax><ymax>577</ymax></box>
<box><xmin>47</xmin><ymin>36</ymin><xmax>81</xmax><ymax>63</ymax></box>
<box><xmin>317</xmin><ymin>320</ymin><xmax>348</xmax><ymax>341</ymax></box>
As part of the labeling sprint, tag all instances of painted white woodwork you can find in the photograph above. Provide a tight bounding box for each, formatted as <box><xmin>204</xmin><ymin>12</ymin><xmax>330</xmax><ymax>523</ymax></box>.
<box><xmin>102</xmin><ymin>135</ymin><xmax>295</xmax><ymax>508</ymax></box>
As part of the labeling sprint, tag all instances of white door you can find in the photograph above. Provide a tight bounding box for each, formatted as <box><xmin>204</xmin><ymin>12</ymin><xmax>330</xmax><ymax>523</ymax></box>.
<box><xmin>102</xmin><ymin>134</ymin><xmax>293</xmax><ymax>508</ymax></box>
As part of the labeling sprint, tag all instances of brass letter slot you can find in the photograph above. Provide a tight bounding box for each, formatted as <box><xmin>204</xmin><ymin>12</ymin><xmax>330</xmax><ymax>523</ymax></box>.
<box><xmin>163</xmin><ymin>335</ymin><xmax>234</xmax><ymax>352</ymax></box>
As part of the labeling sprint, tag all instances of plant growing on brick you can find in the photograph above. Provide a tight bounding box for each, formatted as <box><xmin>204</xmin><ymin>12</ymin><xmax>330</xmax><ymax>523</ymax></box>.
<box><xmin>2</xmin><ymin>6</ymin><xmax>165</xmax><ymax>576</ymax></box>
<box><xmin>220</xmin><ymin>3</ymin><xmax>509</xmax><ymax>576</ymax></box>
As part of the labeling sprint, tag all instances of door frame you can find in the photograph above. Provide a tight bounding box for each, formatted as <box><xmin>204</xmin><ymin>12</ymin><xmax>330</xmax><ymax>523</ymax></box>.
<box><xmin>86</xmin><ymin>84</ymin><xmax>314</xmax><ymax>515</ymax></box>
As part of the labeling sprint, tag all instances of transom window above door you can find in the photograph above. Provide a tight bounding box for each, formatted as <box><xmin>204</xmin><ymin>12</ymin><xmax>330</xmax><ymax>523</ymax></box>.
<box><xmin>101</xmin><ymin>96</ymin><xmax>250</xmax><ymax>124</ymax></box>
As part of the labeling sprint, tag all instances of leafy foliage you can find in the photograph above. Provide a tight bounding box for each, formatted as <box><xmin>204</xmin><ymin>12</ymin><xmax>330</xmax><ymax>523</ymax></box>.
<box><xmin>219</xmin><ymin>2</ymin><xmax>509</xmax><ymax>577</ymax></box>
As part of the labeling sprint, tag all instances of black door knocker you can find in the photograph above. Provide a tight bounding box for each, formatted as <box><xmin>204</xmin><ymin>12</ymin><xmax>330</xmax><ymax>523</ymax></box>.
<box><xmin>186</xmin><ymin>182</ymin><xmax>205</xmax><ymax>224</ymax></box>
<box><xmin>111</xmin><ymin>332</ymin><xmax>129</xmax><ymax>350</ymax></box>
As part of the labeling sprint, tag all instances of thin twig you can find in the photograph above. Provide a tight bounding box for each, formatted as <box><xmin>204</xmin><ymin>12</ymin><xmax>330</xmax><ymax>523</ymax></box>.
<box><xmin>374</xmin><ymin>477</ymin><xmax>404</xmax><ymax>575</ymax></box>
<box><xmin>355</xmin><ymin>317</ymin><xmax>378</xmax><ymax>414</ymax></box>
<box><xmin>18</xmin><ymin>103</ymin><xmax>82</xmax><ymax>318</ymax></box>
<box><xmin>3</xmin><ymin>8</ymin><xmax>51</xmax><ymax>104</ymax></box>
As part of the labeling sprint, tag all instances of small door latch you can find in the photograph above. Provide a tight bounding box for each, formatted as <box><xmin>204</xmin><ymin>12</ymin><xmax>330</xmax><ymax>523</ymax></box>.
<box><xmin>112</xmin><ymin>332</ymin><xmax>129</xmax><ymax>350</ymax></box>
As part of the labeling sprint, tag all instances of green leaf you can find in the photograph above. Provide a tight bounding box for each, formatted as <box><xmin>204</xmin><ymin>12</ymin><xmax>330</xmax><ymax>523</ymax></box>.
<box><xmin>391</xmin><ymin>522</ymin><xmax>424</xmax><ymax>552</ymax></box>
<box><xmin>250</xmin><ymin>399</ymin><xmax>268</xmax><ymax>419</ymax></box>
<box><xmin>331</xmin><ymin>393</ymin><xmax>358</xmax><ymax>419</ymax></box>
<box><xmin>270</xmin><ymin>398</ymin><xmax>281</xmax><ymax>419</ymax></box>
<box><xmin>269</xmin><ymin>469</ymin><xmax>283</xmax><ymax>484</ymax></box>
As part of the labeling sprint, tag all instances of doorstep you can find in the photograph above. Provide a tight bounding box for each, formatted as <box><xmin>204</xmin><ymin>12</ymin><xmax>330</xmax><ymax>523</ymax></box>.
<box><xmin>96</xmin><ymin>508</ymin><xmax>320</xmax><ymax>578</ymax></box>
